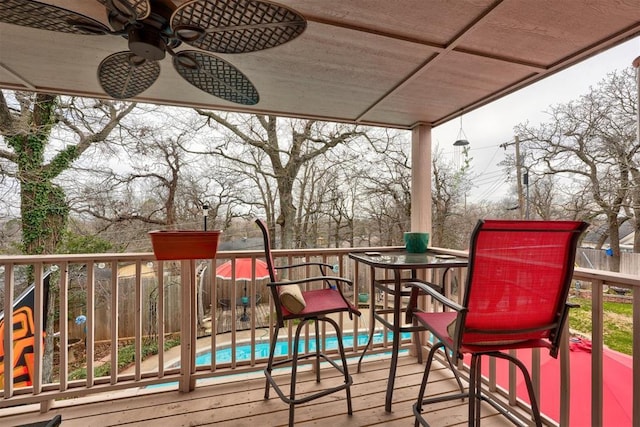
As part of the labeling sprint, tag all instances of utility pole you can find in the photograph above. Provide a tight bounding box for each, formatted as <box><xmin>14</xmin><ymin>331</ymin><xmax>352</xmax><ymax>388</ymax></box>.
<box><xmin>502</xmin><ymin>136</ymin><xmax>527</xmax><ymax>219</ymax></box>
<box><xmin>514</xmin><ymin>136</ymin><xmax>525</xmax><ymax>219</ymax></box>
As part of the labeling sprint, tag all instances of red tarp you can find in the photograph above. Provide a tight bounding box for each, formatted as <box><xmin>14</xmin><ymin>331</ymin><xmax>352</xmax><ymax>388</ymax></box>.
<box><xmin>472</xmin><ymin>338</ymin><xmax>632</xmax><ymax>426</ymax></box>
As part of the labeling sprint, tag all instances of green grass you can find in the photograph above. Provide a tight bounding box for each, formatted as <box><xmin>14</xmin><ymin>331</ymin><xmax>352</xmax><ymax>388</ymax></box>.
<box><xmin>69</xmin><ymin>338</ymin><xmax>181</xmax><ymax>380</ymax></box>
<box><xmin>568</xmin><ymin>297</ymin><xmax>633</xmax><ymax>355</ymax></box>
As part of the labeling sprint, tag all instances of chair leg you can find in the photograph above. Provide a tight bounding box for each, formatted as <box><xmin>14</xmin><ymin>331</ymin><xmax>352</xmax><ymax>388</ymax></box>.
<box><xmin>492</xmin><ymin>352</ymin><xmax>543</xmax><ymax>427</ymax></box>
<box><xmin>473</xmin><ymin>355</ymin><xmax>482</xmax><ymax>427</ymax></box>
<box><xmin>468</xmin><ymin>354</ymin><xmax>476</xmax><ymax>427</ymax></box>
<box><xmin>413</xmin><ymin>342</ymin><xmax>442</xmax><ymax>427</ymax></box>
<box><xmin>470</xmin><ymin>352</ymin><xmax>544</xmax><ymax>427</ymax></box>
<box><xmin>412</xmin><ymin>317</ymin><xmax>423</xmax><ymax>364</ymax></box>
<box><xmin>264</xmin><ymin>316</ymin><xmax>354</xmax><ymax>427</ymax></box>
<box><xmin>468</xmin><ymin>354</ymin><xmax>486</xmax><ymax>427</ymax></box>
<box><xmin>288</xmin><ymin>320</ymin><xmax>307</xmax><ymax>427</ymax></box>
<box><xmin>264</xmin><ymin>322</ymin><xmax>281</xmax><ymax>399</ymax></box>
<box><xmin>443</xmin><ymin>347</ymin><xmax>465</xmax><ymax>394</ymax></box>
<box><xmin>314</xmin><ymin>322</ymin><xmax>321</xmax><ymax>383</ymax></box>
<box><xmin>325</xmin><ymin>316</ymin><xmax>354</xmax><ymax>416</ymax></box>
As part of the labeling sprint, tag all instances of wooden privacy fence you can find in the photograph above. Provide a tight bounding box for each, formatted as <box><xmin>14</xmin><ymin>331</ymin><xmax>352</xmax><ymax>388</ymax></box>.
<box><xmin>69</xmin><ymin>262</ymin><xmax>183</xmax><ymax>343</ymax></box>
<box><xmin>577</xmin><ymin>248</ymin><xmax>639</xmax><ymax>275</ymax></box>
<box><xmin>86</xmin><ymin>260</ymin><xmax>274</xmax><ymax>342</ymax></box>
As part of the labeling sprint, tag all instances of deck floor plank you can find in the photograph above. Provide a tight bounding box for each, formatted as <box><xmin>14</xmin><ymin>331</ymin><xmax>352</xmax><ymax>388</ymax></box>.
<box><xmin>2</xmin><ymin>356</ymin><xmax>514</xmax><ymax>427</ymax></box>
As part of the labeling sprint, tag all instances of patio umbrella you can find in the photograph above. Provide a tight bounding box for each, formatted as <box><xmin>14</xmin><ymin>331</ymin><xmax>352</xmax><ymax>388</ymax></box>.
<box><xmin>215</xmin><ymin>258</ymin><xmax>271</xmax><ymax>282</ymax></box>
<box><xmin>476</xmin><ymin>337</ymin><xmax>632</xmax><ymax>426</ymax></box>
<box><xmin>215</xmin><ymin>258</ymin><xmax>270</xmax><ymax>321</ymax></box>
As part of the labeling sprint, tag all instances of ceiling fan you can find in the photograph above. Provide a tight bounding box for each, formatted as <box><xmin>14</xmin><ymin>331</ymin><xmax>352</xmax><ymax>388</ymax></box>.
<box><xmin>0</xmin><ymin>0</ymin><xmax>307</xmax><ymax>105</ymax></box>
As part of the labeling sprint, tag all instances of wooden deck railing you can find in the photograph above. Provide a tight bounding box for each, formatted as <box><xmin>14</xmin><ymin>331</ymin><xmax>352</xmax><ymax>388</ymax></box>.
<box><xmin>0</xmin><ymin>247</ymin><xmax>637</xmax><ymax>426</ymax></box>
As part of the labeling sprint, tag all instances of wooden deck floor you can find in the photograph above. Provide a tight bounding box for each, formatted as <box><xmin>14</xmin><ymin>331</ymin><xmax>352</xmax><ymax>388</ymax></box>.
<box><xmin>2</xmin><ymin>355</ymin><xmax>520</xmax><ymax>427</ymax></box>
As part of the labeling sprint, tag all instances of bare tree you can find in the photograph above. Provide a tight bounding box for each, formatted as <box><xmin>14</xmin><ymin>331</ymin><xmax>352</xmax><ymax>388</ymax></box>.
<box><xmin>355</xmin><ymin>129</ymin><xmax>413</xmax><ymax>246</ymax></box>
<box><xmin>69</xmin><ymin>108</ymin><xmax>237</xmax><ymax>248</ymax></box>
<box><xmin>516</xmin><ymin>68</ymin><xmax>639</xmax><ymax>269</ymax></box>
<box><xmin>191</xmin><ymin>112</ymin><xmax>366</xmax><ymax>248</ymax></box>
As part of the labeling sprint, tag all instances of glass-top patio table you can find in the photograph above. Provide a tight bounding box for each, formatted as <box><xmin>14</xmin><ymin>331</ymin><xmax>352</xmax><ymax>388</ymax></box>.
<box><xmin>348</xmin><ymin>250</ymin><xmax>468</xmax><ymax>412</ymax></box>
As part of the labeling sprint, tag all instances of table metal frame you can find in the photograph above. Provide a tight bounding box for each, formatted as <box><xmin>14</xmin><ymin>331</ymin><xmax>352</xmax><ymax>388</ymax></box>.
<box><xmin>348</xmin><ymin>250</ymin><xmax>468</xmax><ymax>412</ymax></box>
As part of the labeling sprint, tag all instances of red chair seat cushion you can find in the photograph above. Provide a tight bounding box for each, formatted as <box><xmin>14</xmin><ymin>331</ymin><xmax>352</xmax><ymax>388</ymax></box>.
<box><xmin>415</xmin><ymin>311</ymin><xmax>552</xmax><ymax>354</ymax></box>
<box><xmin>281</xmin><ymin>288</ymin><xmax>355</xmax><ymax>318</ymax></box>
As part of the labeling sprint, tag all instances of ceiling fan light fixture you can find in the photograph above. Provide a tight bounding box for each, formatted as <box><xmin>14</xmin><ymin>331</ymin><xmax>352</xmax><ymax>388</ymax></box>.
<box><xmin>173</xmin><ymin>25</ymin><xmax>205</xmax><ymax>43</ymax></box>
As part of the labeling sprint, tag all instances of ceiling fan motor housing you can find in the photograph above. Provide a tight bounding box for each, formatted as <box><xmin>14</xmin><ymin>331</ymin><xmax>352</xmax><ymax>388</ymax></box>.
<box><xmin>128</xmin><ymin>25</ymin><xmax>166</xmax><ymax>61</ymax></box>
<box><xmin>0</xmin><ymin>0</ymin><xmax>307</xmax><ymax>103</ymax></box>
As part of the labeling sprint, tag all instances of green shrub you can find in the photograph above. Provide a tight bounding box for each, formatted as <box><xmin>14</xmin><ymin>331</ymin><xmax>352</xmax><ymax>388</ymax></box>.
<box><xmin>68</xmin><ymin>338</ymin><xmax>181</xmax><ymax>380</ymax></box>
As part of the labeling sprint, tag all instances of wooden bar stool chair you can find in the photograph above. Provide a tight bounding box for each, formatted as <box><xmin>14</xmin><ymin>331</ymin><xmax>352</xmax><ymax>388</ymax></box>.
<box><xmin>407</xmin><ymin>219</ymin><xmax>588</xmax><ymax>426</ymax></box>
<box><xmin>256</xmin><ymin>219</ymin><xmax>361</xmax><ymax>427</ymax></box>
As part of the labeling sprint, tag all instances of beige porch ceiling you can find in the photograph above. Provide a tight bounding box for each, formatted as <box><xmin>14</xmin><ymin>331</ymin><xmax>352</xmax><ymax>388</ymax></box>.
<box><xmin>0</xmin><ymin>0</ymin><xmax>639</xmax><ymax>129</ymax></box>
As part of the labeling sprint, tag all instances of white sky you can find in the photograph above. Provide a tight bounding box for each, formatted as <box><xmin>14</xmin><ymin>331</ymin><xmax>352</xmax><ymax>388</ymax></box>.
<box><xmin>431</xmin><ymin>36</ymin><xmax>640</xmax><ymax>204</ymax></box>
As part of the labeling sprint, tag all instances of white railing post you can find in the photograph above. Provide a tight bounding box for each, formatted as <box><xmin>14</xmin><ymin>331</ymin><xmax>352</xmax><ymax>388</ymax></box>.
<box><xmin>134</xmin><ymin>260</ymin><xmax>142</xmax><ymax>381</ymax></box>
<box><xmin>634</xmin><ymin>289</ymin><xmax>640</xmax><ymax>427</ymax></box>
<box><xmin>59</xmin><ymin>261</ymin><xmax>69</xmax><ymax>391</ymax></box>
<box><xmin>157</xmin><ymin>260</ymin><xmax>165</xmax><ymax>377</ymax></box>
<box><xmin>591</xmin><ymin>279</ymin><xmax>604</xmax><ymax>426</ymax></box>
<box><xmin>2</xmin><ymin>264</ymin><xmax>14</xmax><ymax>399</ymax></box>
<box><xmin>179</xmin><ymin>259</ymin><xmax>196</xmax><ymax>392</ymax></box>
<box><xmin>110</xmin><ymin>260</ymin><xmax>118</xmax><ymax>385</ymax></box>
<box><xmin>86</xmin><ymin>262</ymin><xmax>95</xmax><ymax>388</ymax></box>
<box><xmin>33</xmin><ymin>263</ymin><xmax>43</xmax><ymax>395</ymax></box>
<box><xmin>559</xmin><ymin>321</ymin><xmax>570</xmax><ymax>426</ymax></box>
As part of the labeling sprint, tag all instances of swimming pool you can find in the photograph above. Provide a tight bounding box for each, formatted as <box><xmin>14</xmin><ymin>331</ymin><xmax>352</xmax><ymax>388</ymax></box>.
<box><xmin>194</xmin><ymin>330</ymin><xmax>411</xmax><ymax>366</ymax></box>
<box><xmin>147</xmin><ymin>331</ymin><xmax>411</xmax><ymax>389</ymax></box>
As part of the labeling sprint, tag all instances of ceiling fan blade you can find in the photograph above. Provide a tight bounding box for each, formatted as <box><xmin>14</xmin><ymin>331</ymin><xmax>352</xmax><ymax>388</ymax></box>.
<box><xmin>173</xmin><ymin>51</ymin><xmax>259</xmax><ymax>105</ymax></box>
<box><xmin>170</xmin><ymin>0</ymin><xmax>306</xmax><ymax>54</ymax></box>
<box><xmin>0</xmin><ymin>0</ymin><xmax>110</xmax><ymax>34</ymax></box>
<box><xmin>96</xmin><ymin>0</ymin><xmax>150</xmax><ymax>21</ymax></box>
<box><xmin>98</xmin><ymin>52</ymin><xmax>160</xmax><ymax>99</ymax></box>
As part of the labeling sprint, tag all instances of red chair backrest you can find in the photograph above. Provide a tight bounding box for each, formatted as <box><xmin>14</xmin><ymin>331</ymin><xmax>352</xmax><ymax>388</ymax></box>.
<box><xmin>461</xmin><ymin>219</ymin><xmax>588</xmax><ymax>347</ymax></box>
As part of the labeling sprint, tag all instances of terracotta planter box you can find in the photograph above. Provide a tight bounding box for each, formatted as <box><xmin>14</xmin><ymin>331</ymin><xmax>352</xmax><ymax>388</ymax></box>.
<box><xmin>149</xmin><ymin>230</ymin><xmax>222</xmax><ymax>260</ymax></box>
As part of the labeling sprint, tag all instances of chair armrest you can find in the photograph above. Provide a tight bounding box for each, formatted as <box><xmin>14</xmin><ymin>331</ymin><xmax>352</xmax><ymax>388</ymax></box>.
<box><xmin>275</xmin><ymin>262</ymin><xmax>335</xmax><ymax>274</ymax></box>
<box><xmin>405</xmin><ymin>281</ymin><xmax>465</xmax><ymax>323</ymax></box>
<box><xmin>268</xmin><ymin>276</ymin><xmax>352</xmax><ymax>288</ymax></box>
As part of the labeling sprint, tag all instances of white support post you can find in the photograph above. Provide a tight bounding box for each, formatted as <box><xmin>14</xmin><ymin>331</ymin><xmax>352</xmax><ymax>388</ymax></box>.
<box><xmin>411</xmin><ymin>124</ymin><xmax>432</xmax><ymax>358</ymax></box>
<box><xmin>411</xmin><ymin>124</ymin><xmax>432</xmax><ymax>233</ymax></box>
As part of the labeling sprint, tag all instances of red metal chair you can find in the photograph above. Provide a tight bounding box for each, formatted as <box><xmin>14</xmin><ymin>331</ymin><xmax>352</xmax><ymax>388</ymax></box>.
<box><xmin>407</xmin><ymin>219</ymin><xmax>588</xmax><ymax>426</ymax></box>
<box><xmin>256</xmin><ymin>219</ymin><xmax>361</xmax><ymax>427</ymax></box>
